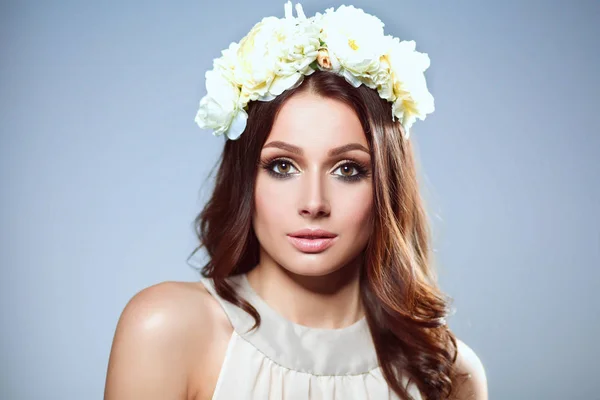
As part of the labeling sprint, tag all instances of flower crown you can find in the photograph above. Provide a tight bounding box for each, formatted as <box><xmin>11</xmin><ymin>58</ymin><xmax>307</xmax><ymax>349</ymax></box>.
<box><xmin>195</xmin><ymin>2</ymin><xmax>435</xmax><ymax>141</ymax></box>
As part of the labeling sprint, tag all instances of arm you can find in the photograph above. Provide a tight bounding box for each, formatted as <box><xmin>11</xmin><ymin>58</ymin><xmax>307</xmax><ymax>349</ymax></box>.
<box><xmin>104</xmin><ymin>282</ymin><xmax>200</xmax><ymax>399</ymax></box>
<box><xmin>449</xmin><ymin>339</ymin><xmax>488</xmax><ymax>400</ymax></box>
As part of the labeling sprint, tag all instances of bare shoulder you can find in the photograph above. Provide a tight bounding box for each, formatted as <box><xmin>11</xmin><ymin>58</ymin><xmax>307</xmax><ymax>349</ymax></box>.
<box><xmin>449</xmin><ymin>338</ymin><xmax>488</xmax><ymax>400</ymax></box>
<box><xmin>104</xmin><ymin>280</ymin><xmax>232</xmax><ymax>400</ymax></box>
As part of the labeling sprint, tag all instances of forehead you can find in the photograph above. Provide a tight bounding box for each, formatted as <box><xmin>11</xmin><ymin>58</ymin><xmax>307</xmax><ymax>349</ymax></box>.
<box><xmin>264</xmin><ymin>91</ymin><xmax>368</xmax><ymax>153</ymax></box>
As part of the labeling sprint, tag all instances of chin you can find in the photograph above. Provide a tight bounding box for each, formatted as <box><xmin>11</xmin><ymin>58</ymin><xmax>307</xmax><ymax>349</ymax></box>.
<box><xmin>275</xmin><ymin>247</ymin><xmax>360</xmax><ymax>278</ymax></box>
<box><xmin>280</xmin><ymin>262</ymin><xmax>343</xmax><ymax>278</ymax></box>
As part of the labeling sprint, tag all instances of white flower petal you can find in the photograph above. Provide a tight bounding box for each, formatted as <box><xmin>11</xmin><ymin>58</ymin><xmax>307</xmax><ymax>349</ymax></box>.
<box><xmin>342</xmin><ymin>69</ymin><xmax>362</xmax><ymax>87</ymax></box>
<box><xmin>225</xmin><ymin>108</ymin><xmax>248</xmax><ymax>140</ymax></box>
<box><xmin>257</xmin><ymin>92</ymin><xmax>277</xmax><ymax>101</ymax></box>
<box><xmin>295</xmin><ymin>3</ymin><xmax>306</xmax><ymax>19</ymax></box>
<box><xmin>269</xmin><ymin>72</ymin><xmax>303</xmax><ymax>96</ymax></box>
<box><xmin>284</xmin><ymin>1</ymin><xmax>293</xmax><ymax>19</ymax></box>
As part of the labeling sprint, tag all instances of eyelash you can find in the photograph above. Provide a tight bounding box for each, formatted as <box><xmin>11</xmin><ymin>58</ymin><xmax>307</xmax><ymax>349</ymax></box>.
<box><xmin>259</xmin><ymin>156</ymin><xmax>370</xmax><ymax>183</ymax></box>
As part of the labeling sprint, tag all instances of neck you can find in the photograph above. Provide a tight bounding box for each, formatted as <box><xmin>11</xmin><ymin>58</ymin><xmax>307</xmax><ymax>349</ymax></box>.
<box><xmin>245</xmin><ymin>255</ymin><xmax>365</xmax><ymax>330</ymax></box>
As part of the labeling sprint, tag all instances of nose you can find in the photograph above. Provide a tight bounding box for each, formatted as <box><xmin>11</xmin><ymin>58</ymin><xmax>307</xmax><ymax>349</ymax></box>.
<box><xmin>299</xmin><ymin>168</ymin><xmax>331</xmax><ymax>218</ymax></box>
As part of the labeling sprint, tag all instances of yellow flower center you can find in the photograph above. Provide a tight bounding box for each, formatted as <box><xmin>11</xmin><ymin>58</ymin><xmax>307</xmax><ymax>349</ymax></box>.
<box><xmin>348</xmin><ymin>39</ymin><xmax>359</xmax><ymax>51</ymax></box>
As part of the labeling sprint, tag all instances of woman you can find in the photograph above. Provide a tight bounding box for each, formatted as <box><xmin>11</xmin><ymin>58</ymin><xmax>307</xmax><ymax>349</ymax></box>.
<box><xmin>105</xmin><ymin>3</ymin><xmax>487</xmax><ymax>399</ymax></box>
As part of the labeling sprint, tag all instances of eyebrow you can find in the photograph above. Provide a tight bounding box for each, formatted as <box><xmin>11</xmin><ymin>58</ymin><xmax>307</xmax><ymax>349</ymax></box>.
<box><xmin>262</xmin><ymin>141</ymin><xmax>370</xmax><ymax>157</ymax></box>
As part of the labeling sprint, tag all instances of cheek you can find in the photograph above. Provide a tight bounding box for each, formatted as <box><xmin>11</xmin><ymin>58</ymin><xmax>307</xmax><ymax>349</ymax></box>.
<box><xmin>339</xmin><ymin>186</ymin><xmax>373</xmax><ymax>227</ymax></box>
<box><xmin>254</xmin><ymin>176</ymin><xmax>292</xmax><ymax>227</ymax></box>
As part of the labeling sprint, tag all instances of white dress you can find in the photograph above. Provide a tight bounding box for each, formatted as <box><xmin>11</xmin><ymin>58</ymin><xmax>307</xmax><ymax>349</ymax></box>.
<box><xmin>198</xmin><ymin>273</ymin><xmax>423</xmax><ymax>400</ymax></box>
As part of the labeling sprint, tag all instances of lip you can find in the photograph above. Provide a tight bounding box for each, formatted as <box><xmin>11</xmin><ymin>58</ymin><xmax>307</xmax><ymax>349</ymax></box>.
<box><xmin>287</xmin><ymin>228</ymin><xmax>338</xmax><ymax>253</ymax></box>
<box><xmin>288</xmin><ymin>228</ymin><xmax>337</xmax><ymax>239</ymax></box>
<box><xmin>287</xmin><ymin>236</ymin><xmax>337</xmax><ymax>253</ymax></box>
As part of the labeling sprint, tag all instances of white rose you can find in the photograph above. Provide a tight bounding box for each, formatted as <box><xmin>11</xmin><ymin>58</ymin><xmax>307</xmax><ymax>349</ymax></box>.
<box><xmin>195</xmin><ymin>69</ymin><xmax>248</xmax><ymax>140</ymax></box>
<box><xmin>212</xmin><ymin>41</ymin><xmax>240</xmax><ymax>82</ymax></box>
<box><xmin>269</xmin><ymin>14</ymin><xmax>320</xmax><ymax>97</ymax></box>
<box><xmin>234</xmin><ymin>16</ymin><xmax>286</xmax><ymax>101</ymax></box>
<box><xmin>232</xmin><ymin>3</ymin><xmax>321</xmax><ymax>103</ymax></box>
<box><xmin>384</xmin><ymin>36</ymin><xmax>434</xmax><ymax>134</ymax></box>
<box><xmin>373</xmin><ymin>54</ymin><xmax>394</xmax><ymax>100</ymax></box>
<box><xmin>318</xmin><ymin>5</ymin><xmax>387</xmax><ymax>86</ymax></box>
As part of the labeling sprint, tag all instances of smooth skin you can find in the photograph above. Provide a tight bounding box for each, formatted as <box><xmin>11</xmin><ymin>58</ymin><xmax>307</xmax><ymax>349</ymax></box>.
<box><xmin>104</xmin><ymin>92</ymin><xmax>487</xmax><ymax>399</ymax></box>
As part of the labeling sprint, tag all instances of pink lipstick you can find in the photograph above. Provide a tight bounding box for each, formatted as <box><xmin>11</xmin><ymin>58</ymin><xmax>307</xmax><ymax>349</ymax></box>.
<box><xmin>287</xmin><ymin>228</ymin><xmax>338</xmax><ymax>253</ymax></box>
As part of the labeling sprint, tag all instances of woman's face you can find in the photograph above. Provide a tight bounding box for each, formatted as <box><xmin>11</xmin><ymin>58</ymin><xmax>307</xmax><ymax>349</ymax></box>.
<box><xmin>253</xmin><ymin>90</ymin><xmax>374</xmax><ymax>277</ymax></box>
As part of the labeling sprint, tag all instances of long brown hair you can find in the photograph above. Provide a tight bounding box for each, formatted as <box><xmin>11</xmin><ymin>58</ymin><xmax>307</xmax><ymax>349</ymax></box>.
<box><xmin>189</xmin><ymin>70</ymin><xmax>465</xmax><ymax>399</ymax></box>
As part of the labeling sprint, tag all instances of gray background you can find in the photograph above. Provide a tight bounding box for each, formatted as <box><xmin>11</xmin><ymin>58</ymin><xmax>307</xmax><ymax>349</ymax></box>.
<box><xmin>1</xmin><ymin>0</ymin><xmax>598</xmax><ymax>399</ymax></box>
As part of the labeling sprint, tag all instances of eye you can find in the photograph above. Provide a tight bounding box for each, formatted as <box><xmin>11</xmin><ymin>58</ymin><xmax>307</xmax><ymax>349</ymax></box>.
<box><xmin>271</xmin><ymin>159</ymin><xmax>298</xmax><ymax>175</ymax></box>
<box><xmin>332</xmin><ymin>161</ymin><xmax>369</xmax><ymax>182</ymax></box>
<box><xmin>261</xmin><ymin>158</ymin><xmax>299</xmax><ymax>179</ymax></box>
<box><xmin>334</xmin><ymin>163</ymin><xmax>360</xmax><ymax>178</ymax></box>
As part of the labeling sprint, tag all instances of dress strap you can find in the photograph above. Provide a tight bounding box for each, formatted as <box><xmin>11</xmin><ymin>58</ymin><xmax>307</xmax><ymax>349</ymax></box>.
<box><xmin>198</xmin><ymin>274</ymin><xmax>257</xmax><ymax>335</ymax></box>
